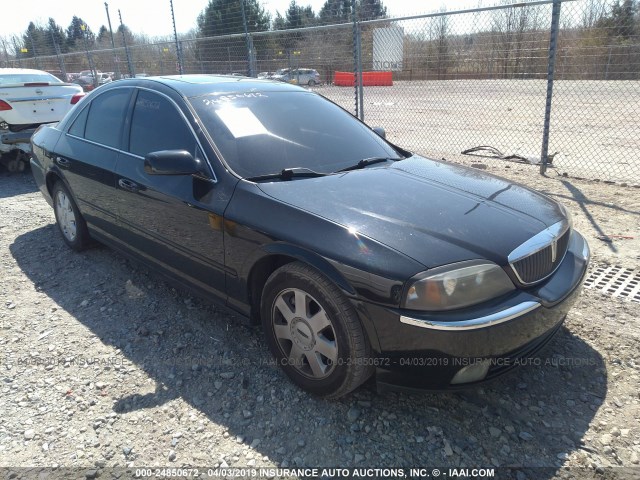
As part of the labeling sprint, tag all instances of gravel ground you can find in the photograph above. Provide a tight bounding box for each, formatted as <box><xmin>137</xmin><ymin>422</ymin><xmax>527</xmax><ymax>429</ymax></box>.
<box><xmin>1</xmin><ymin>163</ymin><xmax>639</xmax><ymax>480</ymax></box>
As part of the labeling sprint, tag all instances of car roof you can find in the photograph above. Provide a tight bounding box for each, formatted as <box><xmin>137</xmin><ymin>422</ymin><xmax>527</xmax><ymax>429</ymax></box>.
<box><xmin>0</xmin><ymin>68</ymin><xmax>56</xmax><ymax>75</ymax></box>
<box><xmin>111</xmin><ymin>74</ymin><xmax>306</xmax><ymax>97</ymax></box>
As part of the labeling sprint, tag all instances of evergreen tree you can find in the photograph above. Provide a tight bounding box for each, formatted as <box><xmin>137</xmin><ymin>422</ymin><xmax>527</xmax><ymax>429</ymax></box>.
<box><xmin>97</xmin><ymin>25</ymin><xmax>110</xmax><ymax>45</ymax></box>
<box><xmin>47</xmin><ymin>18</ymin><xmax>68</xmax><ymax>54</ymax></box>
<box><xmin>318</xmin><ymin>0</ymin><xmax>386</xmax><ymax>24</ymax></box>
<box><xmin>66</xmin><ymin>16</ymin><xmax>95</xmax><ymax>50</ymax></box>
<box><xmin>197</xmin><ymin>0</ymin><xmax>270</xmax><ymax>37</ymax></box>
<box><xmin>22</xmin><ymin>22</ymin><xmax>48</xmax><ymax>58</ymax></box>
<box><xmin>319</xmin><ymin>0</ymin><xmax>352</xmax><ymax>24</ymax></box>
<box><xmin>283</xmin><ymin>1</ymin><xmax>317</xmax><ymax>29</ymax></box>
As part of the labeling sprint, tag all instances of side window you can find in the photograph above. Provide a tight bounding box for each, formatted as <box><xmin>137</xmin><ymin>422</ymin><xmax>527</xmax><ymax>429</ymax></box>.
<box><xmin>129</xmin><ymin>90</ymin><xmax>196</xmax><ymax>157</ymax></box>
<box><xmin>84</xmin><ymin>89</ymin><xmax>131</xmax><ymax>148</ymax></box>
<box><xmin>68</xmin><ymin>105</ymin><xmax>89</xmax><ymax>137</ymax></box>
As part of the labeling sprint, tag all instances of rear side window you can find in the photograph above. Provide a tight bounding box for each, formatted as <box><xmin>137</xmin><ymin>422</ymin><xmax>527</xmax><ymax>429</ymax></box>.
<box><xmin>128</xmin><ymin>90</ymin><xmax>195</xmax><ymax>157</ymax></box>
<box><xmin>84</xmin><ymin>89</ymin><xmax>131</xmax><ymax>148</ymax></box>
<box><xmin>68</xmin><ymin>106</ymin><xmax>89</xmax><ymax>137</ymax></box>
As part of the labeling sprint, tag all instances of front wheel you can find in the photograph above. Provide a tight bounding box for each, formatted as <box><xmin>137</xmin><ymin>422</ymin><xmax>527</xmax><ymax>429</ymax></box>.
<box><xmin>52</xmin><ymin>182</ymin><xmax>90</xmax><ymax>251</ymax></box>
<box><xmin>261</xmin><ymin>262</ymin><xmax>373</xmax><ymax>399</ymax></box>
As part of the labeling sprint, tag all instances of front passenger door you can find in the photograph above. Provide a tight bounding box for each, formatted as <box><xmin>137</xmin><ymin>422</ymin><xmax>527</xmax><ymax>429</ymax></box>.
<box><xmin>114</xmin><ymin>88</ymin><xmax>227</xmax><ymax>299</ymax></box>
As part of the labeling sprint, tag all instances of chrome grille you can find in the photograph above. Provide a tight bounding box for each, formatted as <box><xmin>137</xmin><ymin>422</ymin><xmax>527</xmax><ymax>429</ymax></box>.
<box><xmin>508</xmin><ymin>220</ymin><xmax>571</xmax><ymax>286</ymax></box>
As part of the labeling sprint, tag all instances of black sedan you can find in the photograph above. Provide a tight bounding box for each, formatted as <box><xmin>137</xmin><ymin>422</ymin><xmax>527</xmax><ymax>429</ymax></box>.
<box><xmin>30</xmin><ymin>76</ymin><xmax>590</xmax><ymax>398</ymax></box>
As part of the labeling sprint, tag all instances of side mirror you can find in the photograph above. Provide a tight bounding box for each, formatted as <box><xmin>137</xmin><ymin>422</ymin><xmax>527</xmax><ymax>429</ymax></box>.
<box><xmin>144</xmin><ymin>150</ymin><xmax>201</xmax><ymax>176</ymax></box>
<box><xmin>372</xmin><ymin>127</ymin><xmax>386</xmax><ymax>139</ymax></box>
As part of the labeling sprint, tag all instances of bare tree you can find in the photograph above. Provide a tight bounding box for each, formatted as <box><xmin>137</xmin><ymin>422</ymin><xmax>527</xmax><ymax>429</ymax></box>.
<box><xmin>582</xmin><ymin>0</ymin><xmax>608</xmax><ymax>28</ymax></box>
<box><xmin>429</xmin><ymin>8</ymin><xmax>450</xmax><ymax>79</ymax></box>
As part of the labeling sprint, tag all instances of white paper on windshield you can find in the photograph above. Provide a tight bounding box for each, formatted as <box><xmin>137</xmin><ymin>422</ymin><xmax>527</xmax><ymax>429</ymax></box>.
<box><xmin>215</xmin><ymin>107</ymin><xmax>267</xmax><ymax>138</ymax></box>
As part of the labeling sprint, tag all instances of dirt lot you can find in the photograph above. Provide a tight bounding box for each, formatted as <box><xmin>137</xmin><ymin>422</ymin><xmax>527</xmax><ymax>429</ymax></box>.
<box><xmin>0</xmin><ymin>161</ymin><xmax>639</xmax><ymax>480</ymax></box>
<box><xmin>319</xmin><ymin>80</ymin><xmax>640</xmax><ymax>184</ymax></box>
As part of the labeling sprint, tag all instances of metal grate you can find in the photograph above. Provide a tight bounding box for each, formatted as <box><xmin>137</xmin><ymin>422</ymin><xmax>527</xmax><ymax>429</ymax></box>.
<box><xmin>583</xmin><ymin>265</ymin><xmax>640</xmax><ymax>304</ymax></box>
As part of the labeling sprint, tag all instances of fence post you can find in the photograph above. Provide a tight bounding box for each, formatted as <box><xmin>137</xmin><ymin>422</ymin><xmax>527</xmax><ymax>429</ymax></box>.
<box><xmin>1</xmin><ymin>39</ymin><xmax>10</xmax><ymax>68</ymax></box>
<box><xmin>81</xmin><ymin>25</ymin><xmax>98</xmax><ymax>87</ymax></box>
<box><xmin>170</xmin><ymin>0</ymin><xmax>183</xmax><ymax>75</ymax></box>
<box><xmin>12</xmin><ymin>38</ymin><xmax>23</xmax><ymax>67</ymax></box>
<box><xmin>50</xmin><ymin>29</ymin><xmax>67</xmax><ymax>81</ymax></box>
<box><xmin>352</xmin><ymin>0</ymin><xmax>364</xmax><ymax>120</ymax></box>
<box><xmin>27</xmin><ymin>31</ymin><xmax>42</xmax><ymax>70</ymax></box>
<box><xmin>540</xmin><ymin>0</ymin><xmax>561</xmax><ymax>175</ymax></box>
<box><xmin>118</xmin><ymin>10</ymin><xmax>135</xmax><ymax>77</ymax></box>
<box><xmin>604</xmin><ymin>45</ymin><xmax>612</xmax><ymax>80</ymax></box>
<box><xmin>240</xmin><ymin>0</ymin><xmax>255</xmax><ymax>77</ymax></box>
<box><xmin>104</xmin><ymin>3</ymin><xmax>122</xmax><ymax>79</ymax></box>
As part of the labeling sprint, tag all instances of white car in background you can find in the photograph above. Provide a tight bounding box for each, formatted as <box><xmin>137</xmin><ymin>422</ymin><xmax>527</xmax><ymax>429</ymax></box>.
<box><xmin>0</xmin><ymin>68</ymin><xmax>84</xmax><ymax>172</ymax></box>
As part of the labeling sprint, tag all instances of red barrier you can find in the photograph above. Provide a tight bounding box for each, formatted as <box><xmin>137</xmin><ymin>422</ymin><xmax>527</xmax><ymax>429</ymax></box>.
<box><xmin>333</xmin><ymin>71</ymin><xmax>393</xmax><ymax>86</ymax></box>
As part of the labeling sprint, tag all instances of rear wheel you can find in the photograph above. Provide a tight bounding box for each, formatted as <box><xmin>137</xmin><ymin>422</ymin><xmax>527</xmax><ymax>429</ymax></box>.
<box><xmin>261</xmin><ymin>262</ymin><xmax>373</xmax><ymax>398</ymax></box>
<box><xmin>52</xmin><ymin>182</ymin><xmax>90</xmax><ymax>251</ymax></box>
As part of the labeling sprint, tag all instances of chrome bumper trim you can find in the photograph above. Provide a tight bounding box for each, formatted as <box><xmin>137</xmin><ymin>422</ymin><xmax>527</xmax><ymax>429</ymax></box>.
<box><xmin>400</xmin><ymin>301</ymin><xmax>541</xmax><ymax>331</ymax></box>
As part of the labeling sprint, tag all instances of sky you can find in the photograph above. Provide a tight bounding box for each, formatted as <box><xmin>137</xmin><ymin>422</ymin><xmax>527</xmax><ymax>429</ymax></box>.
<box><xmin>0</xmin><ymin>0</ymin><xmax>484</xmax><ymax>40</ymax></box>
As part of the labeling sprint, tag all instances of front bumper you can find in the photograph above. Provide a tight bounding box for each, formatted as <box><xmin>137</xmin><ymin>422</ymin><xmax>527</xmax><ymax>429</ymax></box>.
<box><xmin>364</xmin><ymin>229</ymin><xmax>590</xmax><ymax>391</ymax></box>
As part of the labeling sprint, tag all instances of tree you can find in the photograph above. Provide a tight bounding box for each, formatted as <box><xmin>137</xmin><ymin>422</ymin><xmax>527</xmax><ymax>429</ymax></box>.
<box><xmin>47</xmin><ymin>18</ymin><xmax>68</xmax><ymax>54</ymax></box>
<box><xmin>116</xmin><ymin>24</ymin><xmax>135</xmax><ymax>47</ymax></box>
<box><xmin>21</xmin><ymin>22</ymin><xmax>48</xmax><ymax>58</ymax></box>
<box><xmin>97</xmin><ymin>25</ymin><xmax>111</xmax><ymax>45</ymax></box>
<box><xmin>66</xmin><ymin>16</ymin><xmax>94</xmax><ymax>50</ymax></box>
<box><xmin>430</xmin><ymin>9</ymin><xmax>450</xmax><ymax>79</ymax></box>
<box><xmin>359</xmin><ymin>0</ymin><xmax>387</xmax><ymax>21</ymax></box>
<box><xmin>318</xmin><ymin>0</ymin><xmax>386</xmax><ymax>24</ymax></box>
<box><xmin>319</xmin><ymin>0</ymin><xmax>352</xmax><ymax>24</ymax></box>
<box><xmin>597</xmin><ymin>0</ymin><xmax>639</xmax><ymax>41</ymax></box>
<box><xmin>280</xmin><ymin>1</ymin><xmax>317</xmax><ymax>29</ymax></box>
<box><xmin>197</xmin><ymin>0</ymin><xmax>270</xmax><ymax>37</ymax></box>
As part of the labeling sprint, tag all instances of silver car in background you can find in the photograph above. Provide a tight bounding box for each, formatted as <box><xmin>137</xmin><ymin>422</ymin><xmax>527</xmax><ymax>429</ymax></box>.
<box><xmin>272</xmin><ymin>68</ymin><xmax>321</xmax><ymax>86</ymax></box>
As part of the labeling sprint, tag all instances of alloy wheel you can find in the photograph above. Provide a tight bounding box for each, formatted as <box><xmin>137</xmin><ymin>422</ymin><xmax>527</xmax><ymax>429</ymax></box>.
<box><xmin>271</xmin><ymin>288</ymin><xmax>338</xmax><ymax>379</ymax></box>
<box><xmin>55</xmin><ymin>190</ymin><xmax>77</xmax><ymax>242</ymax></box>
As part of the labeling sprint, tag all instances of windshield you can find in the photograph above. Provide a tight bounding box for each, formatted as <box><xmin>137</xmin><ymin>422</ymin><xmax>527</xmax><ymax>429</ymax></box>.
<box><xmin>189</xmin><ymin>91</ymin><xmax>399</xmax><ymax>178</ymax></box>
<box><xmin>0</xmin><ymin>72</ymin><xmax>63</xmax><ymax>85</ymax></box>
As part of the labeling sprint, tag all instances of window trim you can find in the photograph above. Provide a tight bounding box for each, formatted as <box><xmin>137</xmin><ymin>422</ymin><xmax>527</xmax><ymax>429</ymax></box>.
<box><xmin>63</xmin><ymin>85</ymin><xmax>217</xmax><ymax>184</ymax></box>
<box><xmin>63</xmin><ymin>86</ymin><xmax>134</xmax><ymax>137</ymax></box>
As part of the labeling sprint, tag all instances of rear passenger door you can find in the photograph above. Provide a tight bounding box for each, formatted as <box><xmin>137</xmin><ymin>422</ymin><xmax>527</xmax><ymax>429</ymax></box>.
<box><xmin>114</xmin><ymin>88</ymin><xmax>227</xmax><ymax>298</ymax></box>
<box><xmin>54</xmin><ymin>87</ymin><xmax>132</xmax><ymax>238</ymax></box>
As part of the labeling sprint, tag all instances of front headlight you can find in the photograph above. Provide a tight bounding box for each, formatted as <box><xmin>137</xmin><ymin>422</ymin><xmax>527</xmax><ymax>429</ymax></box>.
<box><xmin>403</xmin><ymin>260</ymin><xmax>515</xmax><ymax>311</ymax></box>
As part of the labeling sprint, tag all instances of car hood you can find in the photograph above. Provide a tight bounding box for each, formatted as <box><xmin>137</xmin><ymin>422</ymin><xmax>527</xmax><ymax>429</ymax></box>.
<box><xmin>257</xmin><ymin>156</ymin><xmax>565</xmax><ymax>268</ymax></box>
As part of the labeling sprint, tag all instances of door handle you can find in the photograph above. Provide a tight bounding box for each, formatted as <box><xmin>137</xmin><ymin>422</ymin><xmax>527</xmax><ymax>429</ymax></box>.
<box><xmin>55</xmin><ymin>157</ymin><xmax>71</xmax><ymax>167</ymax></box>
<box><xmin>118</xmin><ymin>178</ymin><xmax>139</xmax><ymax>192</ymax></box>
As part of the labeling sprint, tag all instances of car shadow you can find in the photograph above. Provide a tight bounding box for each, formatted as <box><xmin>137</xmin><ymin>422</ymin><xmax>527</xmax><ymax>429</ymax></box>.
<box><xmin>10</xmin><ymin>226</ymin><xmax>607</xmax><ymax>476</ymax></box>
<box><xmin>0</xmin><ymin>168</ymin><xmax>38</xmax><ymax>198</ymax></box>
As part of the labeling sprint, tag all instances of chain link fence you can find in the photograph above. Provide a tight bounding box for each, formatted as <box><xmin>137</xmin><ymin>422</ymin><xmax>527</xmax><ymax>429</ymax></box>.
<box><xmin>2</xmin><ymin>0</ymin><xmax>639</xmax><ymax>183</ymax></box>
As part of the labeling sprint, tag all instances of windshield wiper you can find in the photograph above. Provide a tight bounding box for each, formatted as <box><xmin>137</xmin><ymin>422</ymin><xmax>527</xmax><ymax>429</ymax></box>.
<box><xmin>336</xmin><ymin>157</ymin><xmax>401</xmax><ymax>173</ymax></box>
<box><xmin>246</xmin><ymin>167</ymin><xmax>328</xmax><ymax>182</ymax></box>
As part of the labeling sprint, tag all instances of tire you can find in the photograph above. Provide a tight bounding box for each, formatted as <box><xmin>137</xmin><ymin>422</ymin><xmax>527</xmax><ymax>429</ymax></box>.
<box><xmin>52</xmin><ymin>181</ymin><xmax>90</xmax><ymax>251</ymax></box>
<box><xmin>261</xmin><ymin>262</ymin><xmax>373</xmax><ymax>399</ymax></box>
<box><xmin>307</xmin><ymin>79</ymin><xmax>316</xmax><ymax>86</ymax></box>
